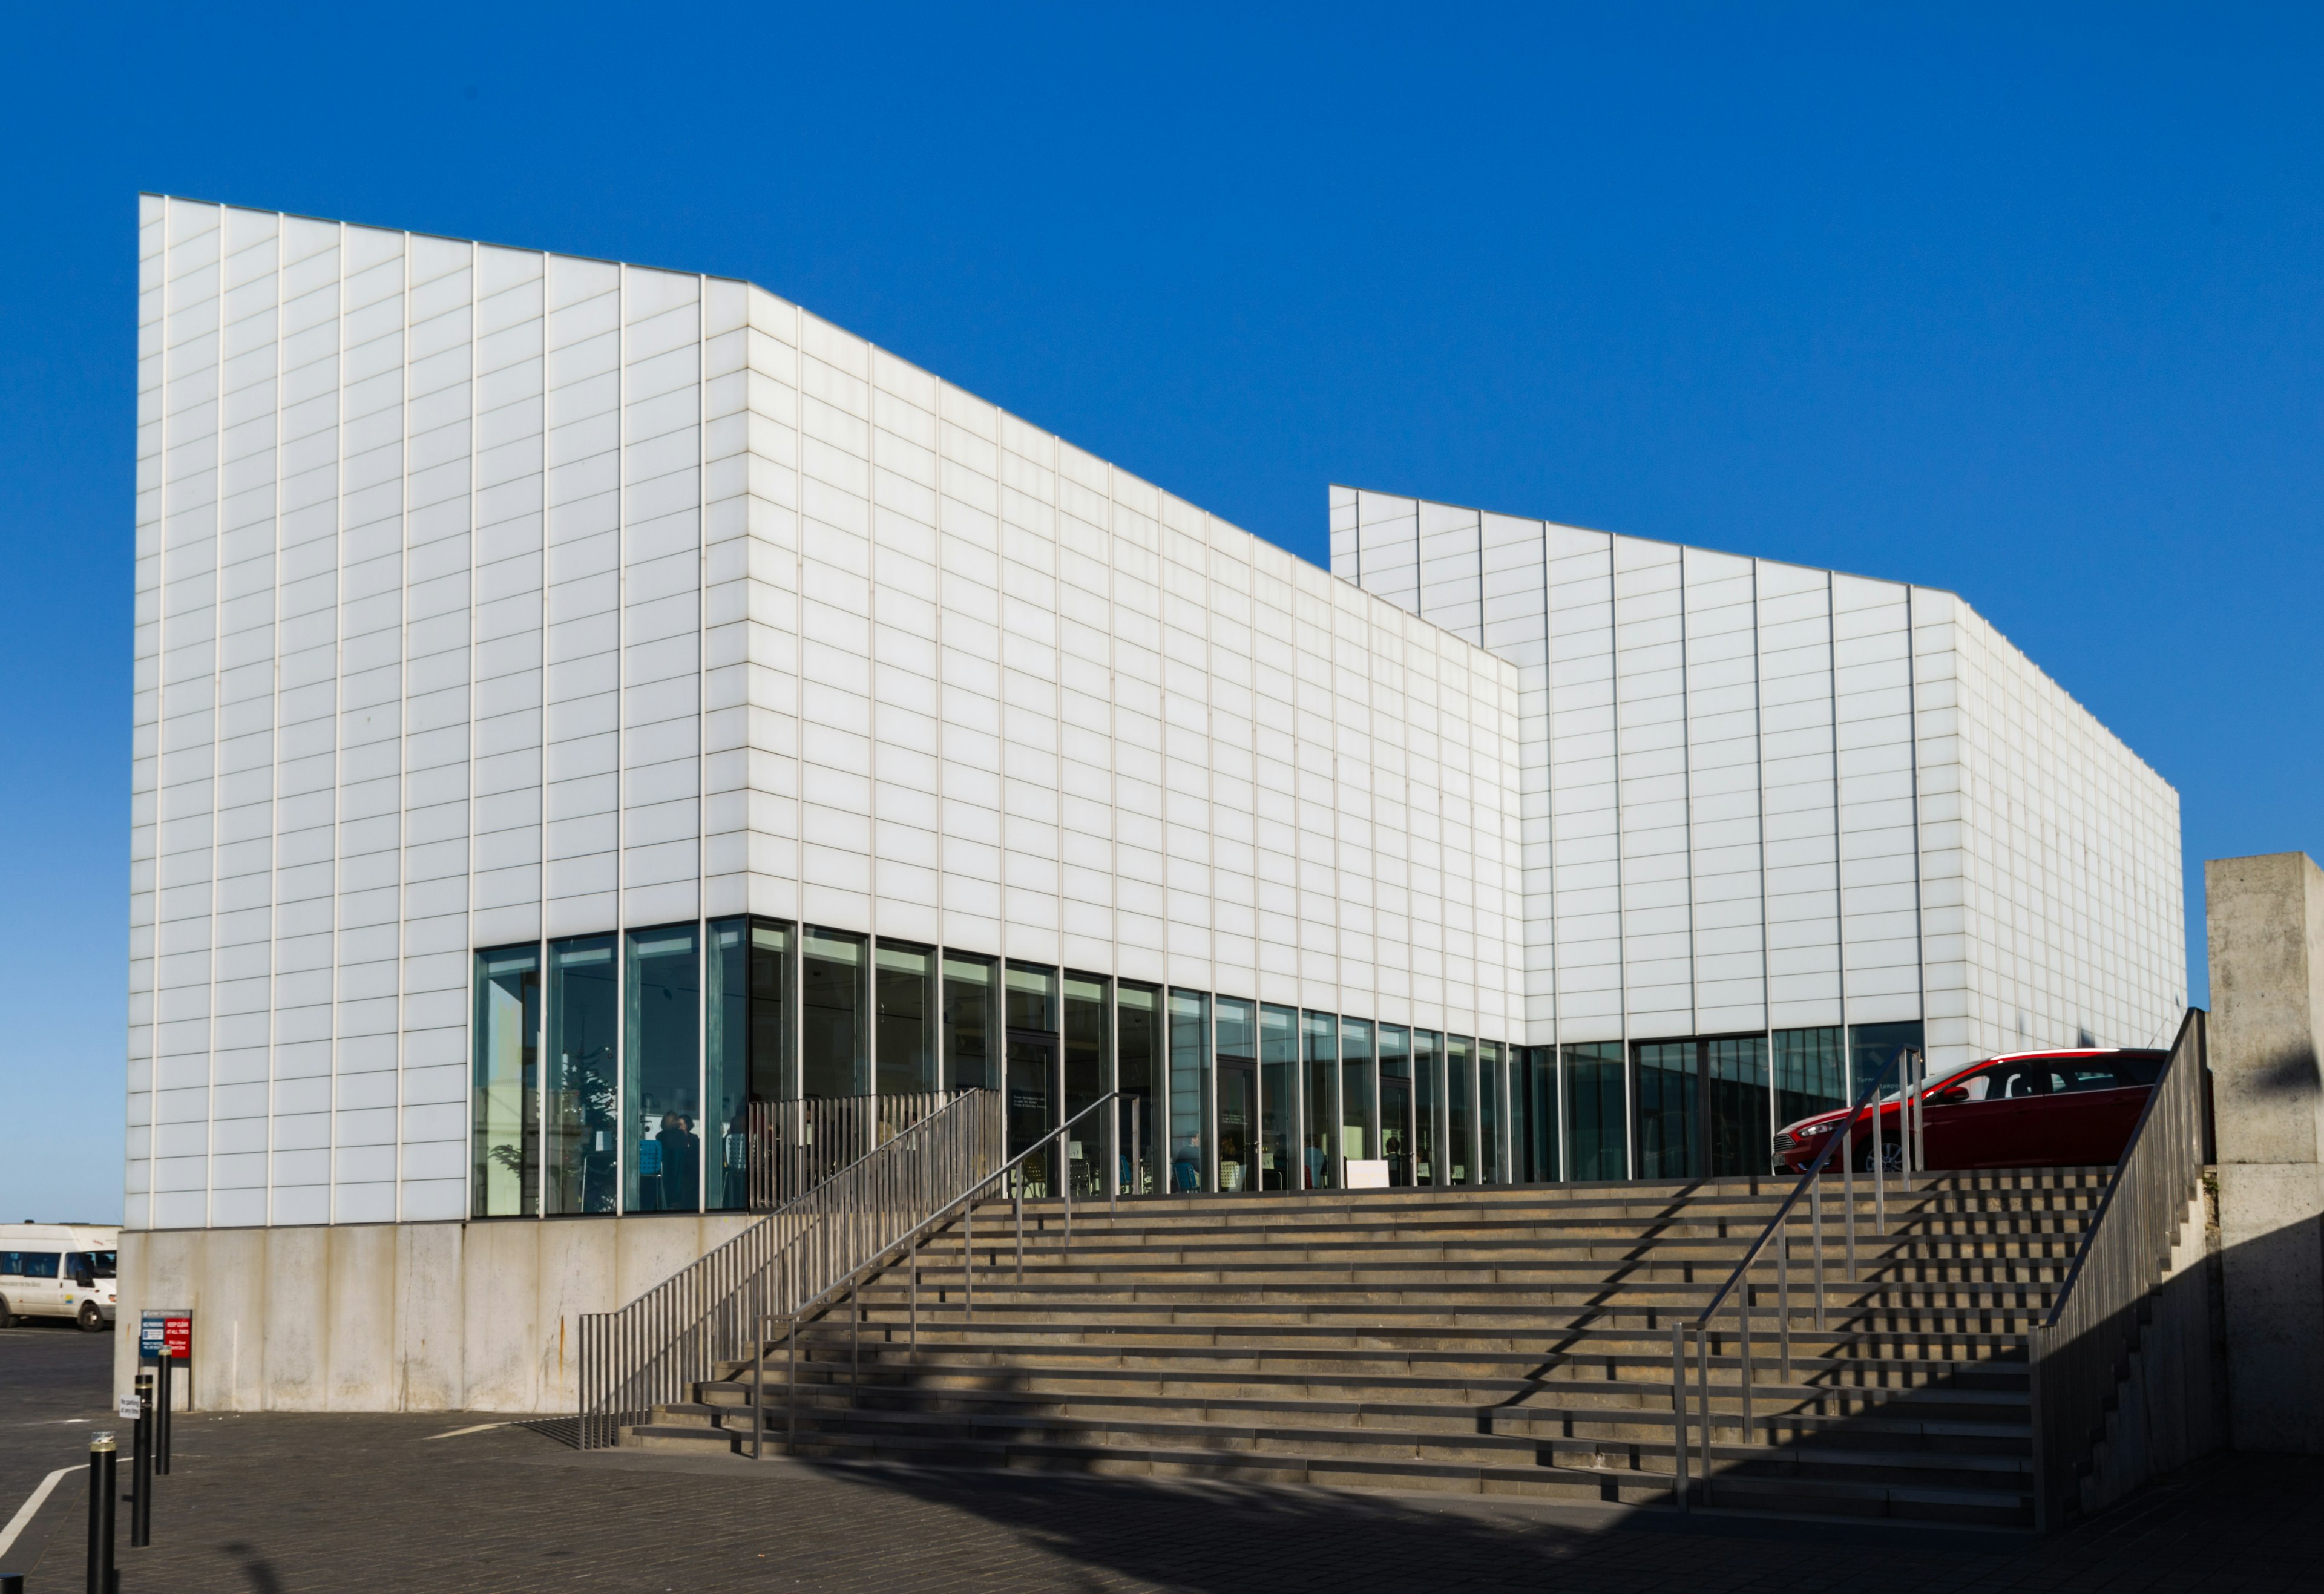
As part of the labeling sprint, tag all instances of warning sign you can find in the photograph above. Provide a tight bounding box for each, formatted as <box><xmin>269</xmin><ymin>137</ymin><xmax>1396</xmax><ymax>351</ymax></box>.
<box><xmin>140</xmin><ymin>1308</ymin><xmax>192</xmax><ymax>1362</ymax></box>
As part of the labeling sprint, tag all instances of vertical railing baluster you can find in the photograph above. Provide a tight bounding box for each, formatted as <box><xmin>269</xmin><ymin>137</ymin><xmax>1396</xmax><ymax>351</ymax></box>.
<box><xmin>1672</xmin><ymin>1322</ymin><xmax>1689</xmax><ymax>1510</ymax></box>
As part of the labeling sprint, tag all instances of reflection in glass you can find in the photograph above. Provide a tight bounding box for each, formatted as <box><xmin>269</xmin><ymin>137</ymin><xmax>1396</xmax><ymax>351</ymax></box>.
<box><xmin>801</xmin><ymin>928</ymin><xmax>867</xmax><ymax>1098</ymax></box>
<box><xmin>1117</xmin><ymin>983</ymin><xmax>1159</xmax><ymax>1194</ymax></box>
<box><xmin>706</xmin><ymin>919</ymin><xmax>750</xmax><ymax>1212</ymax></box>
<box><xmin>546</xmin><ymin>934</ymin><xmax>619</xmax><ymax>1214</ymax></box>
<box><xmin>1479</xmin><ymin>1040</ymin><xmax>1503</xmax><ymax>1184</ymax></box>
<box><xmin>1006</xmin><ymin>964</ymin><xmax>1059</xmax><ymax>1172</ymax></box>
<box><xmin>1564</xmin><ymin>1041</ymin><xmax>1627</xmax><ymax>1181</ymax></box>
<box><xmin>876</xmin><ymin>940</ymin><xmax>937</xmax><ymax>1096</ymax></box>
<box><xmin>1774</xmin><ymin>1026</ymin><xmax>1846</xmax><ymax>1129</ymax></box>
<box><xmin>1448</xmin><ymin>1035</ymin><xmax>1474</xmax><ymax>1185</ymax></box>
<box><xmin>1259</xmin><ymin>1003</ymin><xmax>1298</xmax><ymax>1191</ymax></box>
<box><xmin>1167</xmin><ymin>990</ymin><xmax>1210</xmax><ymax>1192</ymax></box>
<box><xmin>749</xmin><ymin>922</ymin><xmax>795</xmax><ymax>1101</ymax></box>
<box><xmin>1063</xmin><ymin>972</ymin><xmax>1108</xmax><ymax>1195</ymax></box>
<box><xmin>624</xmin><ymin>924</ymin><xmax>701</xmax><ymax>1214</ymax></box>
<box><xmin>1340</xmin><ymin>1018</ymin><xmax>1375</xmax><ymax>1163</ymax></box>
<box><xmin>943</xmin><ymin>952</ymin><xmax>998</xmax><ymax>1092</ymax></box>
<box><xmin>1378</xmin><ymin>1025</ymin><xmax>1413</xmax><ymax>1185</ymax></box>
<box><xmin>472</xmin><ymin>944</ymin><xmax>540</xmax><ymax>1217</ymax></box>
<box><xmin>1707</xmin><ymin>1036</ymin><xmax>1771</xmax><ymax>1176</ymax></box>
<box><xmin>1849</xmin><ymin>1022</ymin><xmax>1926</xmax><ymax>1101</ymax></box>
<box><xmin>1414</xmin><ymin>1030</ymin><xmax>1442</xmax><ymax>1184</ymax></box>
<box><xmin>1517</xmin><ymin>1046</ymin><xmax>1560</xmax><ymax>1182</ymax></box>
<box><xmin>1301</xmin><ymin>1012</ymin><xmax>1337</xmax><ymax>1189</ymax></box>
<box><xmin>1633</xmin><ymin>1040</ymin><xmax>1698</xmax><ymax>1180</ymax></box>
<box><xmin>1215</xmin><ymin>998</ymin><xmax>1258</xmax><ymax>1193</ymax></box>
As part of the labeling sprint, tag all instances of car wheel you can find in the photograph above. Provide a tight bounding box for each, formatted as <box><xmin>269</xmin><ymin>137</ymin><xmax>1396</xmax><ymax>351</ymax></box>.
<box><xmin>1861</xmin><ymin>1141</ymin><xmax>1906</xmax><ymax>1174</ymax></box>
<box><xmin>77</xmin><ymin>1302</ymin><xmax>107</xmax><ymax>1333</ymax></box>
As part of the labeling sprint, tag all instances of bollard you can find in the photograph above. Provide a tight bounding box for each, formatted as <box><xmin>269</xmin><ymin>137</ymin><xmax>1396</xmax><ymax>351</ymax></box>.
<box><xmin>131</xmin><ymin>1371</ymin><xmax>154</xmax><ymax>1547</ymax></box>
<box><xmin>5</xmin><ymin>1574</ymin><xmax>25</xmax><ymax>1593</ymax></box>
<box><xmin>87</xmin><ymin>1430</ymin><xmax>118</xmax><ymax>1594</ymax></box>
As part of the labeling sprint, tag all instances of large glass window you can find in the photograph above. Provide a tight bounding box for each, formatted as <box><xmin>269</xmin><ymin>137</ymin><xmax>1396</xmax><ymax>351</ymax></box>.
<box><xmin>1301</xmin><ymin>1011</ymin><xmax>1338</xmax><ymax>1189</ymax></box>
<box><xmin>1215</xmin><ymin>997</ymin><xmax>1258</xmax><ymax>1193</ymax></box>
<box><xmin>1340</xmin><ymin>1017</ymin><xmax>1375</xmax><ymax>1164</ymax></box>
<box><xmin>1063</xmin><ymin>972</ymin><xmax>1109</xmax><ymax>1195</ymax></box>
<box><xmin>471</xmin><ymin>944</ymin><xmax>540</xmax><ymax>1218</ymax></box>
<box><xmin>1563</xmin><ymin>1041</ymin><xmax>1626</xmax><ymax>1182</ymax></box>
<box><xmin>801</xmin><ymin>927</ymin><xmax>867</xmax><ymax>1098</ymax></box>
<box><xmin>1377</xmin><ymin>1025</ymin><xmax>1414</xmax><ymax>1185</ymax></box>
<box><xmin>623</xmin><ymin>925</ymin><xmax>701</xmax><ymax>1214</ymax></box>
<box><xmin>1167</xmin><ymin>990</ymin><xmax>1210</xmax><ymax>1192</ymax></box>
<box><xmin>942</xmin><ymin>951</ymin><xmax>998</xmax><ymax>1092</ymax></box>
<box><xmin>1850</xmin><ymin>1022</ymin><xmax>1926</xmax><ymax>1100</ymax></box>
<box><xmin>876</xmin><ymin>940</ymin><xmax>938</xmax><ymax>1097</ymax></box>
<box><xmin>546</xmin><ymin>933</ymin><xmax>620</xmax><ymax>1214</ymax></box>
<box><xmin>1479</xmin><ymin>1040</ymin><xmax>1504</xmax><ymax>1184</ymax></box>
<box><xmin>1774</xmin><ymin>1026</ymin><xmax>1846</xmax><ymax>1130</ymax></box>
<box><xmin>1517</xmin><ymin>1046</ymin><xmax>1559</xmax><ymax>1182</ymax></box>
<box><xmin>1007</xmin><ymin>963</ymin><xmax>1059</xmax><ymax>1175</ymax></box>
<box><xmin>706</xmin><ymin>920</ymin><xmax>751</xmax><ymax>1212</ymax></box>
<box><xmin>1118</xmin><ymin>982</ymin><xmax>1160</xmax><ymax>1194</ymax></box>
<box><xmin>749</xmin><ymin>922</ymin><xmax>795</xmax><ymax>1101</ymax></box>
<box><xmin>1259</xmin><ymin>1003</ymin><xmax>1298</xmax><ymax>1191</ymax></box>
<box><xmin>1632</xmin><ymin>1040</ymin><xmax>1698</xmax><ymax>1181</ymax></box>
<box><xmin>1707</xmin><ymin>1035</ymin><xmax>1771</xmax><ymax>1177</ymax></box>
<box><xmin>1414</xmin><ymin>1029</ymin><xmax>1442</xmax><ymax>1185</ymax></box>
<box><xmin>1447</xmin><ymin>1035</ymin><xmax>1474</xmax><ymax>1185</ymax></box>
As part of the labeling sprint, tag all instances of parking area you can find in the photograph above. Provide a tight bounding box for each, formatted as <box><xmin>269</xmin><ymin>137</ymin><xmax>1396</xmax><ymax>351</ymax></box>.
<box><xmin>2</xmin><ymin>1326</ymin><xmax>2318</xmax><ymax>1593</ymax></box>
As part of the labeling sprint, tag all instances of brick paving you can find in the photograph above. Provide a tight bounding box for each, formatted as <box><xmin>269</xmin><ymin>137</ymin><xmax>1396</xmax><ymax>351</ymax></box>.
<box><xmin>3</xmin><ymin>1328</ymin><xmax>2318</xmax><ymax>1592</ymax></box>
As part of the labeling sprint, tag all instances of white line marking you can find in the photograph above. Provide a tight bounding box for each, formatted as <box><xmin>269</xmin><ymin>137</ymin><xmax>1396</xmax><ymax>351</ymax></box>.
<box><xmin>0</xmin><ymin>1466</ymin><xmax>76</xmax><ymax>1561</ymax></box>
<box><xmin>423</xmin><ymin>1422</ymin><xmax>509</xmax><ymax>1440</ymax></box>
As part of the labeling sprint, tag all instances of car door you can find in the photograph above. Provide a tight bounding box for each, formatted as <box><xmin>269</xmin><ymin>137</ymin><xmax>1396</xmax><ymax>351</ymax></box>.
<box><xmin>2050</xmin><ymin>1061</ymin><xmax>2147</xmax><ymax>1165</ymax></box>
<box><xmin>1919</xmin><ymin>1066</ymin><xmax>2003</xmax><ymax>1169</ymax></box>
<box><xmin>1951</xmin><ymin>1062</ymin><xmax>2061</xmax><ymax>1169</ymax></box>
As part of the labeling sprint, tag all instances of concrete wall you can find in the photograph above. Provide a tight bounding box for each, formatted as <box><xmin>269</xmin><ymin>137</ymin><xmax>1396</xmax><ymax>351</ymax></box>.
<box><xmin>110</xmin><ymin>1212</ymin><xmax>752</xmax><ymax>1414</ymax></box>
<box><xmin>2205</xmin><ymin>851</ymin><xmax>2324</xmax><ymax>1452</ymax></box>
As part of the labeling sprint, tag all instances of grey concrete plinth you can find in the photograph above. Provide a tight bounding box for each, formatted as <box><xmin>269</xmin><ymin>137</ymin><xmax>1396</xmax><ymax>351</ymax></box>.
<box><xmin>2205</xmin><ymin>851</ymin><xmax>2324</xmax><ymax>1453</ymax></box>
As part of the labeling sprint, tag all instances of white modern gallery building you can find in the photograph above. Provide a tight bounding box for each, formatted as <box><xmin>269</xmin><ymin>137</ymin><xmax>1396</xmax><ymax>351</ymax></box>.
<box><xmin>116</xmin><ymin>196</ymin><xmax>2185</xmax><ymax>1410</ymax></box>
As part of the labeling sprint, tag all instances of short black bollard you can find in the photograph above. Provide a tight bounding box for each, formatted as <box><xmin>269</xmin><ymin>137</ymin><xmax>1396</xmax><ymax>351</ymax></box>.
<box><xmin>87</xmin><ymin>1429</ymin><xmax>118</xmax><ymax>1594</ymax></box>
<box><xmin>154</xmin><ymin>1354</ymin><xmax>171</xmax><ymax>1477</ymax></box>
<box><xmin>5</xmin><ymin>1573</ymin><xmax>26</xmax><ymax>1593</ymax></box>
<box><xmin>130</xmin><ymin>1370</ymin><xmax>154</xmax><ymax>1548</ymax></box>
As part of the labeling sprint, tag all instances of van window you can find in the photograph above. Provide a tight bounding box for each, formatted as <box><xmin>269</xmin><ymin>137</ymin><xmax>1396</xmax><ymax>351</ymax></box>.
<box><xmin>87</xmin><ymin>1251</ymin><xmax>117</xmax><ymax>1277</ymax></box>
<box><xmin>19</xmin><ymin>1252</ymin><xmax>60</xmax><ymax>1279</ymax></box>
<box><xmin>64</xmin><ymin>1252</ymin><xmax>108</xmax><ymax>1283</ymax></box>
<box><xmin>0</xmin><ymin>1251</ymin><xmax>18</xmax><ymax>1276</ymax></box>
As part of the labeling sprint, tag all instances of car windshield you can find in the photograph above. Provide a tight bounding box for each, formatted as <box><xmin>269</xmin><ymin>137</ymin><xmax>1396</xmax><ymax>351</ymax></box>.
<box><xmin>70</xmin><ymin>1251</ymin><xmax>117</xmax><ymax>1279</ymax></box>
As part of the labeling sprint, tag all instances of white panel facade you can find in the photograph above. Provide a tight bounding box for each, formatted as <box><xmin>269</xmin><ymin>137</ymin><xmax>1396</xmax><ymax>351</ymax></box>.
<box><xmin>1334</xmin><ymin>487</ymin><xmax>2185</xmax><ymax>1076</ymax></box>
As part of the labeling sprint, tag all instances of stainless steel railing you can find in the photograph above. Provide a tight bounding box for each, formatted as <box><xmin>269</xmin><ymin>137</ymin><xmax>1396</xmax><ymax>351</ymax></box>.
<box><xmin>745</xmin><ymin>1091</ymin><xmax>962</xmax><ymax>1211</ymax></box>
<box><xmin>740</xmin><ymin>1089</ymin><xmax>1123</xmax><ymax>1459</ymax></box>
<box><xmin>2027</xmin><ymin>1008</ymin><xmax>2207</xmax><ymax>1529</ymax></box>
<box><xmin>1669</xmin><ymin>1045</ymin><xmax>1926</xmax><ymax>1509</ymax></box>
<box><xmin>576</xmin><ymin>1089</ymin><xmax>1007</xmax><ymax>1449</ymax></box>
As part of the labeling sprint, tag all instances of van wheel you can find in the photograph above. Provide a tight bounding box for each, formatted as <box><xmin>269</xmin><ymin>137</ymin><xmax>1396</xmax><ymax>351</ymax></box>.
<box><xmin>0</xmin><ymin>1297</ymin><xmax>12</xmax><ymax>1329</ymax></box>
<box><xmin>77</xmin><ymin>1302</ymin><xmax>107</xmax><ymax>1333</ymax></box>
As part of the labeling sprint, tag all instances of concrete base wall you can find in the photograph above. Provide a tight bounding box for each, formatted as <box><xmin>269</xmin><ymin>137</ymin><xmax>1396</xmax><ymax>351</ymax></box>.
<box><xmin>110</xmin><ymin>1213</ymin><xmax>756</xmax><ymax>1414</ymax></box>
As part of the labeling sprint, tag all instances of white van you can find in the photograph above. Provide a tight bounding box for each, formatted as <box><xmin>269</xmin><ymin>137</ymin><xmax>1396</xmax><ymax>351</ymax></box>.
<box><xmin>0</xmin><ymin>1224</ymin><xmax>119</xmax><ymax>1331</ymax></box>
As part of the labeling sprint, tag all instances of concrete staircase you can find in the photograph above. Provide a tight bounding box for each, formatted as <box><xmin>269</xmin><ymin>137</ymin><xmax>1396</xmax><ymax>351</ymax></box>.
<box><xmin>620</xmin><ymin>1172</ymin><xmax>2109</xmax><ymax>1526</ymax></box>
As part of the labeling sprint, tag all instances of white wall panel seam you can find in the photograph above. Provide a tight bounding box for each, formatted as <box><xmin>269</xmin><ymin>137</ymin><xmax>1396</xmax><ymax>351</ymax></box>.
<box><xmin>1906</xmin><ymin>585</ymin><xmax>1927</xmax><ymax>1040</ymax></box>
<box><xmin>1677</xmin><ymin>547</ymin><xmax>1696</xmax><ymax>1038</ymax></box>
<box><xmin>266</xmin><ymin>214</ymin><xmax>284</xmax><ymax>1228</ymax></box>
<box><xmin>474</xmin><ymin>237</ymin><xmax>489</xmax><ymax>1222</ymax></box>
<box><xmin>329</xmin><ymin>219</ymin><xmax>344</xmax><ymax>1222</ymax></box>
<box><xmin>1751</xmin><ymin>559</ymin><xmax>1775</xmax><ymax>1118</ymax></box>
<box><xmin>1828</xmin><ymin>571</ymin><xmax>1848</xmax><ymax>1053</ymax></box>
<box><xmin>694</xmin><ymin>271</ymin><xmax>706</xmax><ymax>1212</ymax></box>
<box><xmin>394</xmin><ymin>234</ymin><xmax>410</xmax><ymax>1222</ymax></box>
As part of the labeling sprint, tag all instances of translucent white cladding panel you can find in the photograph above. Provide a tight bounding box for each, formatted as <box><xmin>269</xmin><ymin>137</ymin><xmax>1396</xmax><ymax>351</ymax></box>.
<box><xmin>1354</xmin><ymin>490</ymin><xmax>1419</xmax><ymax>606</ymax></box>
<box><xmin>1754</xmin><ymin>559</ymin><xmax>1842</xmax><ymax>1029</ymax></box>
<box><xmin>1682</xmin><ymin>546</ymin><xmax>1765</xmax><ymax>1034</ymax></box>
<box><xmin>697</xmin><ymin>274</ymin><xmax>753</xmax><ymax>920</ymax></box>
<box><xmin>1416</xmin><ymin>499</ymin><xmax>1483</xmax><ymax>644</ymax></box>
<box><xmin>1545</xmin><ymin>525</ymin><xmax>1621</xmax><ymax>1041</ymax></box>
<box><xmin>1831</xmin><ymin>572</ymin><xmax>1920</xmax><ymax>1025</ymax></box>
<box><xmin>1612</xmin><ymin>536</ymin><xmax>1692</xmax><ymax>1037</ymax></box>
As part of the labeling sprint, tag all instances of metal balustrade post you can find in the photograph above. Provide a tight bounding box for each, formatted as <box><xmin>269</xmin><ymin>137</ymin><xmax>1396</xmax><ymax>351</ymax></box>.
<box><xmin>1812</xmin><ymin>1181</ymin><xmax>1826</xmax><ymax>1332</ymax></box>
<box><xmin>1843</xmin><ymin>1133</ymin><xmax>1859</xmax><ymax>1285</ymax></box>
<box><xmin>1671</xmin><ymin>1322</ymin><xmax>1689</xmax><ymax>1510</ymax></box>
<box><xmin>965</xmin><ymin>1199</ymin><xmax>974</xmax><ymax>1318</ymax></box>
<box><xmin>1873</xmin><ymin>1092</ymin><xmax>1886</xmax><ymax>1232</ymax></box>
<box><xmin>909</xmin><ymin>1235</ymin><xmax>919</xmax><ymax>1350</ymax></box>
<box><xmin>1777</xmin><ymin>1227</ymin><xmax>1791</xmax><ymax>1379</ymax></box>
<box><xmin>753</xmin><ymin>1283</ymin><xmax>765</xmax><ymax>1461</ymax></box>
<box><xmin>788</xmin><ymin>1316</ymin><xmax>798</xmax><ymax>1456</ymax></box>
<box><xmin>1015</xmin><ymin>1181</ymin><xmax>1025</xmax><ymax>1283</ymax></box>
<box><xmin>1739</xmin><ymin>1262</ymin><xmax>1753</xmax><ymax>1443</ymax></box>
<box><xmin>1695</xmin><ymin>1323</ymin><xmax>1713</xmax><ymax>1501</ymax></box>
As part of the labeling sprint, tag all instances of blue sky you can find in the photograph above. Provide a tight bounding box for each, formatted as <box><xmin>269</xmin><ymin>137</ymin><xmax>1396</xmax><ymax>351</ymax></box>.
<box><xmin>4</xmin><ymin>5</ymin><xmax>2318</xmax><ymax>1223</ymax></box>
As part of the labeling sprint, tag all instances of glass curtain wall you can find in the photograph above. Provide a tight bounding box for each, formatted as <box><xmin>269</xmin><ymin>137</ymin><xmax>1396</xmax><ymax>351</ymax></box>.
<box><xmin>875</xmin><ymin>941</ymin><xmax>938</xmax><ymax>1096</ymax></box>
<box><xmin>545</xmin><ymin>934</ymin><xmax>619</xmax><ymax>1213</ymax></box>
<box><xmin>1774</xmin><ymin>1026</ymin><xmax>1846</xmax><ymax>1130</ymax></box>
<box><xmin>1340</xmin><ymin>1018</ymin><xmax>1375</xmax><ymax>1164</ymax></box>
<box><xmin>1258</xmin><ymin>1003</ymin><xmax>1298</xmax><ymax>1190</ymax></box>
<box><xmin>1479</xmin><ymin>1041</ymin><xmax>1505</xmax><ymax>1183</ymax></box>
<box><xmin>705</xmin><ymin>921</ymin><xmax>749</xmax><ymax>1212</ymax></box>
<box><xmin>801</xmin><ymin>928</ymin><xmax>867</xmax><ymax>1098</ymax></box>
<box><xmin>1378</xmin><ymin>1025</ymin><xmax>1413</xmax><ymax>1185</ymax></box>
<box><xmin>623</xmin><ymin>925</ymin><xmax>701</xmax><ymax>1214</ymax></box>
<box><xmin>1707</xmin><ymin>1036</ymin><xmax>1771</xmax><ymax>1177</ymax></box>
<box><xmin>1301</xmin><ymin>1011</ymin><xmax>1338</xmax><ymax>1189</ymax></box>
<box><xmin>1414</xmin><ymin>1030</ymin><xmax>1442</xmax><ymax>1184</ymax></box>
<box><xmin>1632</xmin><ymin>1040</ymin><xmax>1698</xmax><ymax>1181</ymax></box>
<box><xmin>1167</xmin><ymin>990</ymin><xmax>1210</xmax><ymax>1192</ymax></box>
<box><xmin>1006</xmin><ymin>963</ymin><xmax>1059</xmax><ymax>1177</ymax></box>
<box><xmin>1117</xmin><ymin>982</ymin><xmax>1160</xmax><ymax>1194</ymax></box>
<box><xmin>1215</xmin><ymin>998</ymin><xmax>1258</xmax><ymax>1192</ymax></box>
<box><xmin>1063</xmin><ymin>973</ymin><xmax>1109</xmax><ymax>1195</ymax></box>
<box><xmin>1447</xmin><ymin>1035</ymin><xmax>1474</xmax><ymax>1185</ymax></box>
<box><xmin>749</xmin><ymin>922</ymin><xmax>795</xmax><ymax>1102</ymax></box>
<box><xmin>1850</xmin><ymin>1022</ymin><xmax>1927</xmax><ymax>1101</ymax></box>
<box><xmin>1517</xmin><ymin>1047</ymin><xmax>1560</xmax><ymax>1182</ymax></box>
<box><xmin>942</xmin><ymin>952</ymin><xmax>999</xmax><ymax>1092</ymax></box>
<box><xmin>471</xmin><ymin>945</ymin><xmax>540</xmax><ymax>1217</ymax></box>
<box><xmin>1563</xmin><ymin>1041</ymin><xmax>1626</xmax><ymax>1182</ymax></box>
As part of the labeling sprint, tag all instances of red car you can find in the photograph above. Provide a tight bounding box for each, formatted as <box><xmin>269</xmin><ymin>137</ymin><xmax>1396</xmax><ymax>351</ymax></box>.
<box><xmin>1773</xmin><ymin>1048</ymin><xmax>2168</xmax><ymax>1174</ymax></box>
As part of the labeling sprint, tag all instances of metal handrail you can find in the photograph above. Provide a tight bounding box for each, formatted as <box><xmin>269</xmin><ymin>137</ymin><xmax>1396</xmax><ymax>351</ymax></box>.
<box><xmin>744</xmin><ymin>1089</ymin><xmax>1123</xmax><ymax>1458</ymax></box>
<box><xmin>2026</xmin><ymin>1008</ymin><xmax>2206</xmax><ymax>1529</ymax></box>
<box><xmin>1670</xmin><ymin>1043</ymin><xmax>1925</xmax><ymax>1509</ymax></box>
<box><xmin>575</xmin><ymin>1088</ymin><xmax>1007</xmax><ymax>1449</ymax></box>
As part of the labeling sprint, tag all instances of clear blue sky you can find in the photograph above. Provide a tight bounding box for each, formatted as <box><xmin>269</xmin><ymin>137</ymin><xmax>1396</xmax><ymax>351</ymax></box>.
<box><xmin>4</xmin><ymin>5</ymin><xmax>2317</xmax><ymax>1223</ymax></box>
